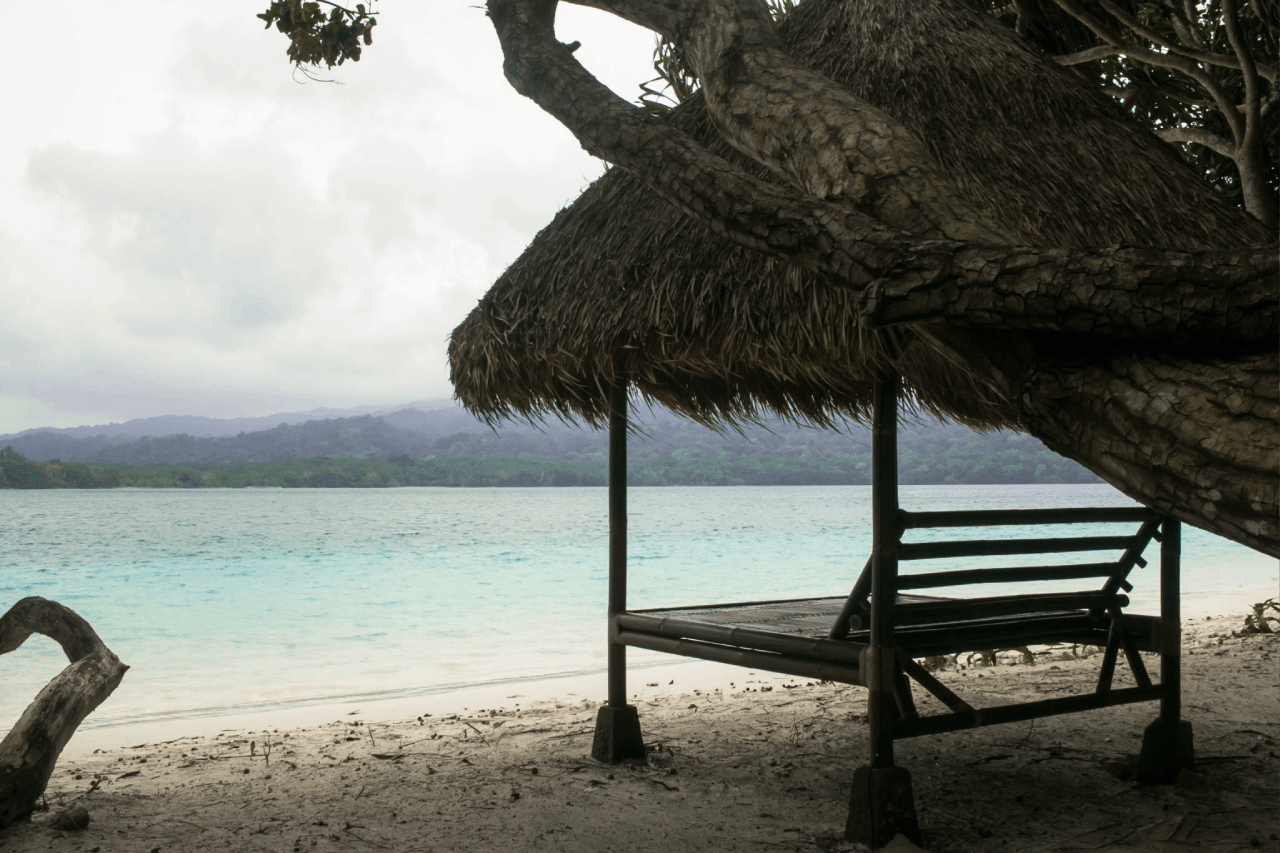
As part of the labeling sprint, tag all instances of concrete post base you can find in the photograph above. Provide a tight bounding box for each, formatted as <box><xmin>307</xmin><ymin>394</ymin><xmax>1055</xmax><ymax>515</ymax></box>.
<box><xmin>1136</xmin><ymin>717</ymin><xmax>1194</xmax><ymax>783</ymax></box>
<box><xmin>846</xmin><ymin>765</ymin><xmax>923</xmax><ymax>849</ymax></box>
<box><xmin>591</xmin><ymin>704</ymin><xmax>646</xmax><ymax>764</ymax></box>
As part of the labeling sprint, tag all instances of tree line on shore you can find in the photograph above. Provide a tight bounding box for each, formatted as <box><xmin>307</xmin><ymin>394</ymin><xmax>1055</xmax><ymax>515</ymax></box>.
<box><xmin>0</xmin><ymin>442</ymin><xmax>1099</xmax><ymax>490</ymax></box>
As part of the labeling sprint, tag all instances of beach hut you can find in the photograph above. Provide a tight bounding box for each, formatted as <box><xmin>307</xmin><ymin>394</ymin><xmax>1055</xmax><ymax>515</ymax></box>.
<box><xmin>449</xmin><ymin>0</ymin><xmax>1265</xmax><ymax>844</ymax></box>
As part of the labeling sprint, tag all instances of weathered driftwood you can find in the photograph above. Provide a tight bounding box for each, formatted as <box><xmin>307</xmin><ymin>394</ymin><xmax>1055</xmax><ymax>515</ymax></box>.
<box><xmin>0</xmin><ymin>597</ymin><xmax>127</xmax><ymax>829</ymax></box>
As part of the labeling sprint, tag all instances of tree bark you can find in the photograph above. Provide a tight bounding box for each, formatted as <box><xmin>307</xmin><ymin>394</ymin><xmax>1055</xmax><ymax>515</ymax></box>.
<box><xmin>488</xmin><ymin>0</ymin><xmax>1277</xmax><ymax>345</ymax></box>
<box><xmin>1023</xmin><ymin>350</ymin><xmax>1279</xmax><ymax>555</ymax></box>
<box><xmin>0</xmin><ymin>598</ymin><xmax>128</xmax><ymax>829</ymax></box>
<box><xmin>859</xmin><ymin>244</ymin><xmax>1278</xmax><ymax>346</ymax></box>
<box><xmin>486</xmin><ymin>0</ymin><xmax>1280</xmax><ymax>556</ymax></box>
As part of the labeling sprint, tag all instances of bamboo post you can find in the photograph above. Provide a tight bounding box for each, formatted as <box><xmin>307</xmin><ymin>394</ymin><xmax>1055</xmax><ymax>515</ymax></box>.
<box><xmin>1136</xmin><ymin>516</ymin><xmax>1193</xmax><ymax>782</ymax></box>
<box><xmin>1159</xmin><ymin>518</ymin><xmax>1181</xmax><ymax>722</ymax></box>
<box><xmin>867</xmin><ymin>371</ymin><xmax>902</xmax><ymax>769</ymax></box>
<box><xmin>591</xmin><ymin>369</ymin><xmax>646</xmax><ymax>763</ymax></box>
<box><xmin>847</xmin><ymin>372</ymin><xmax>921</xmax><ymax>848</ymax></box>
<box><xmin>607</xmin><ymin>373</ymin><xmax>628</xmax><ymax>710</ymax></box>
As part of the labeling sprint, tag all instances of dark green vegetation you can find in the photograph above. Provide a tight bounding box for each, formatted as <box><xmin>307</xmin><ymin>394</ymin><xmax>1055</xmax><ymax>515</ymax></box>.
<box><xmin>0</xmin><ymin>408</ymin><xmax>1100</xmax><ymax>488</ymax></box>
<box><xmin>1240</xmin><ymin>598</ymin><xmax>1280</xmax><ymax>634</ymax></box>
<box><xmin>0</xmin><ymin>446</ymin><xmax>121</xmax><ymax>489</ymax></box>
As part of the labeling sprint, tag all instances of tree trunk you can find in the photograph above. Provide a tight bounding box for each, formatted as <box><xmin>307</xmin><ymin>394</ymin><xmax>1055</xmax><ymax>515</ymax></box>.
<box><xmin>0</xmin><ymin>598</ymin><xmax>128</xmax><ymax>829</ymax></box>
<box><xmin>1022</xmin><ymin>350</ymin><xmax>1279</xmax><ymax>554</ymax></box>
<box><xmin>487</xmin><ymin>0</ymin><xmax>1279</xmax><ymax>556</ymax></box>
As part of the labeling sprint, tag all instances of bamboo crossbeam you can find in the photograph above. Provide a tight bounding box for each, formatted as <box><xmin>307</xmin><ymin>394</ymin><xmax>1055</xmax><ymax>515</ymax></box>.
<box><xmin>893</xmin><ymin>685</ymin><xmax>1165</xmax><ymax>739</ymax></box>
<box><xmin>632</xmin><ymin>594</ymin><xmax>848</xmax><ymax>615</ymax></box>
<box><xmin>616</xmin><ymin>630</ymin><xmax>865</xmax><ymax>684</ymax></box>
<box><xmin>899</xmin><ymin>535</ymin><xmax>1139</xmax><ymax>561</ymax></box>
<box><xmin>616</xmin><ymin>612</ymin><xmax>866</xmax><ymax>664</ymax></box>
<box><xmin>899</xmin><ymin>656</ymin><xmax>973</xmax><ymax>714</ymax></box>
<box><xmin>829</xmin><ymin>556</ymin><xmax>874</xmax><ymax>640</ymax></box>
<box><xmin>1101</xmin><ymin>519</ymin><xmax>1160</xmax><ymax>599</ymax></box>
<box><xmin>854</xmin><ymin>613</ymin><xmax>1112</xmax><ymax>658</ymax></box>
<box><xmin>882</xmin><ymin>591</ymin><xmax>1126</xmax><ymax>627</ymax></box>
<box><xmin>896</xmin><ymin>562</ymin><xmax>1120</xmax><ymax>589</ymax></box>
<box><xmin>901</xmin><ymin>507</ymin><xmax>1158</xmax><ymax>528</ymax></box>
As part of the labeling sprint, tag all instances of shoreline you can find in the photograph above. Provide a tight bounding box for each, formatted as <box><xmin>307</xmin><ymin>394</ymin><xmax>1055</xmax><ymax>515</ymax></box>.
<box><xmin>5</xmin><ymin>611</ymin><xmax>1276</xmax><ymax>853</ymax></box>
<box><xmin>58</xmin><ymin>582</ymin><xmax>1276</xmax><ymax>753</ymax></box>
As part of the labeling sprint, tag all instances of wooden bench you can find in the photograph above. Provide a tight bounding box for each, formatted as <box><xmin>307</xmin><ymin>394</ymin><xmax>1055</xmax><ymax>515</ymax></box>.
<box><xmin>618</xmin><ymin>506</ymin><xmax>1170</xmax><ymax>729</ymax></box>
<box><xmin>591</xmin><ymin>373</ymin><xmax>1192</xmax><ymax>848</ymax></box>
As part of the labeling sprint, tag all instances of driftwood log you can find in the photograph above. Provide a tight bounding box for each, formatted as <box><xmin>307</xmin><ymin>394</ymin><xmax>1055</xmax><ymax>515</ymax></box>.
<box><xmin>0</xmin><ymin>597</ymin><xmax>127</xmax><ymax>829</ymax></box>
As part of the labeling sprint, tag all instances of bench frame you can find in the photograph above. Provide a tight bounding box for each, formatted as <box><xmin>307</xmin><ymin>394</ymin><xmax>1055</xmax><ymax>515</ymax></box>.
<box><xmin>590</xmin><ymin>372</ymin><xmax>1192</xmax><ymax>847</ymax></box>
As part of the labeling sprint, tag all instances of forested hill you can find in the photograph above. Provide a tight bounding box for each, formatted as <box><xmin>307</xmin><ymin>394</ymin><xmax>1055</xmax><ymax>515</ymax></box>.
<box><xmin>0</xmin><ymin>404</ymin><xmax>1101</xmax><ymax>486</ymax></box>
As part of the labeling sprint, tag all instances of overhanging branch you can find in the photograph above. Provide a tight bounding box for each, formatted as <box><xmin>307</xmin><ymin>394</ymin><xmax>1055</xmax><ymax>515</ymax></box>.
<box><xmin>859</xmin><ymin>245</ymin><xmax>1278</xmax><ymax>345</ymax></box>
<box><xmin>488</xmin><ymin>0</ymin><xmax>1277</xmax><ymax>347</ymax></box>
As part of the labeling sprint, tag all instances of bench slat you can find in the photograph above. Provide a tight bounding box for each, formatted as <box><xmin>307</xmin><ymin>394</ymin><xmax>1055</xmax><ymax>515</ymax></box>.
<box><xmin>901</xmin><ymin>507</ymin><xmax>1158</xmax><ymax>528</ymax></box>
<box><xmin>899</xmin><ymin>535</ymin><xmax>1139</xmax><ymax>560</ymax></box>
<box><xmin>884</xmin><ymin>591</ymin><xmax>1125</xmax><ymax>627</ymax></box>
<box><xmin>896</xmin><ymin>561</ymin><xmax>1121</xmax><ymax>590</ymax></box>
<box><xmin>852</xmin><ymin>613</ymin><xmax>1111</xmax><ymax>658</ymax></box>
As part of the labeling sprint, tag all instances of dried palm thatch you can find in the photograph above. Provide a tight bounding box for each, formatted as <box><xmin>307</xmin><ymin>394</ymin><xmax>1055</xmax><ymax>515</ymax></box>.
<box><xmin>448</xmin><ymin>0</ymin><xmax>1267</xmax><ymax>429</ymax></box>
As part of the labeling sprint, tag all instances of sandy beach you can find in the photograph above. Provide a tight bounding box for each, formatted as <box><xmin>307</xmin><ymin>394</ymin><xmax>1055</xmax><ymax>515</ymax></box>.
<box><xmin>2</xmin><ymin>598</ymin><xmax>1276</xmax><ymax>853</ymax></box>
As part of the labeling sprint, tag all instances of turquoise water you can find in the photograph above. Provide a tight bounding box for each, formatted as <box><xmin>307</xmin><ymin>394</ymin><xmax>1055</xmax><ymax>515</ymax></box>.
<box><xmin>2</xmin><ymin>485</ymin><xmax>1275</xmax><ymax>731</ymax></box>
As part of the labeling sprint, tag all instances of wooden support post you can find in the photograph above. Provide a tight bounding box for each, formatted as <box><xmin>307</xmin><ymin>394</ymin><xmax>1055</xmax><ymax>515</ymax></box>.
<box><xmin>848</xmin><ymin>372</ymin><xmax>921</xmax><ymax>848</ymax></box>
<box><xmin>592</xmin><ymin>371</ymin><xmax>646</xmax><ymax>764</ymax></box>
<box><xmin>1137</xmin><ymin>517</ymin><xmax>1193</xmax><ymax>782</ymax></box>
<box><xmin>867</xmin><ymin>371</ymin><xmax>901</xmax><ymax>770</ymax></box>
<box><xmin>1159</xmin><ymin>518</ymin><xmax>1182</xmax><ymax>722</ymax></box>
<box><xmin>607</xmin><ymin>373</ymin><xmax>628</xmax><ymax>711</ymax></box>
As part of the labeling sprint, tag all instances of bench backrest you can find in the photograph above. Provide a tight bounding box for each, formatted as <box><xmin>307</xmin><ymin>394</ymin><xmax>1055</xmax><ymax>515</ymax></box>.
<box><xmin>833</xmin><ymin>506</ymin><xmax>1164</xmax><ymax>638</ymax></box>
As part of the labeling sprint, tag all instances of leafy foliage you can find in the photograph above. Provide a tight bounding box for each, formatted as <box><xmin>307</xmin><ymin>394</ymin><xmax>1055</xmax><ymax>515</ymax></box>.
<box><xmin>0</xmin><ymin>447</ymin><xmax>120</xmax><ymax>489</ymax></box>
<box><xmin>257</xmin><ymin>0</ymin><xmax>377</xmax><ymax>69</ymax></box>
<box><xmin>1241</xmin><ymin>597</ymin><xmax>1280</xmax><ymax>633</ymax></box>
<box><xmin>636</xmin><ymin>0</ymin><xmax>1275</xmax><ymax>218</ymax></box>
<box><xmin>985</xmin><ymin>0</ymin><xmax>1278</xmax><ymax>223</ymax></box>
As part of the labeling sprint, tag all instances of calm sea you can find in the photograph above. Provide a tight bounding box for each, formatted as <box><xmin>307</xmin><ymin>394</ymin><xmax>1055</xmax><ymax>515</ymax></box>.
<box><xmin>2</xmin><ymin>485</ymin><xmax>1275</xmax><ymax>732</ymax></box>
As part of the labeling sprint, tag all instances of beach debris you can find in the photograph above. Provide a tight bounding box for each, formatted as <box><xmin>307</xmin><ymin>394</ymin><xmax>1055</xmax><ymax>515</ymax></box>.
<box><xmin>46</xmin><ymin>807</ymin><xmax>92</xmax><ymax>831</ymax></box>
<box><xmin>0</xmin><ymin>597</ymin><xmax>128</xmax><ymax>830</ymax></box>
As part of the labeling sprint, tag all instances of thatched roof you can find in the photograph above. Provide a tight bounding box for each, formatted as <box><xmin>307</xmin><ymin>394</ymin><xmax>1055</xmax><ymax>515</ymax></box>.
<box><xmin>449</xmin><ymin>0</ymin><xmax>1266</xmax><ymax>429</ymax></box>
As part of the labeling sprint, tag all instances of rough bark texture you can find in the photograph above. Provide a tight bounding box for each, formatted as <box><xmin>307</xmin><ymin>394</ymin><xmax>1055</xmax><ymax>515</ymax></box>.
<box><xmin>860</xmin><ymin>244</ymin><xmax>1278</xmax><ymax>346</ymax></box>
<box><xmin>486</xmin><ymin>0</ymin><xmax>1279</xmax><ymax>556</ymax></box>
<box><xmin>1023</xmin><ymin>350</ymin><xmax>1280</xmax><ymax>555</ymax></box>
<box><xmin>0</xmin><ymin>598</ymin><xmax>128</xmax><ymax>829</ymax></box>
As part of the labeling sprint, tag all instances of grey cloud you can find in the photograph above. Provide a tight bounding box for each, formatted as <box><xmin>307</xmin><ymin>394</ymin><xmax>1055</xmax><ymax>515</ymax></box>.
<box><xmin>26</xmin><ymin>133</ymin><xmax>339</xmax><ymax>345</ymax></box>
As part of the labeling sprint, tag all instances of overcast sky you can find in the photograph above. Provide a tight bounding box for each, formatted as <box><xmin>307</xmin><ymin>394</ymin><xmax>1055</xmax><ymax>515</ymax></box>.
<box><xmin>1</xmin><ymin>1</ymin><xmax>657</xmax><ymax>432</ymax></box>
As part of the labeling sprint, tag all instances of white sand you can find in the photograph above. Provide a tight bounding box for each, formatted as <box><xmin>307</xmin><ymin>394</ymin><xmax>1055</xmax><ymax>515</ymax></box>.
<box><xmin>2</xmin><ymin>590</ymin><xmax>1276</xmax><ymax>853</ymax></box>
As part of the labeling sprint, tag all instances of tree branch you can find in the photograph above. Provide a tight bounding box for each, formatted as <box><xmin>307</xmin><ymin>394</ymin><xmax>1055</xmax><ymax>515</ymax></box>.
<box><xmin>1094</xmin><ymin>0</ymin><xmax>1277</xmax><ymax>82</ymax></box>
<box><xmin>1222</xmin><ymin>0</ymin><xmax>1276</xmax><ymax>227</ymax></box>
<box><xmin>570</xmin><ymin>0</ymin><xmax>1010</xmax><ymax>242</ymax></box>
<box><xmin>1046</xmin><ymin>0</ymin><xmax>1246</xmax><ymax>141</ymax></box>
<box><xmin>1156</xmin><ymin>125</ymin><xmax>1238</xmax><ymax>156</ymax></box>
<box><xmin>0</xmin><ymin>598</ymin><xmax>128</xmax><ymax>829</ymax></box>
<box><xmin>488</xmin><ymin>0</ymin><xmax>1276</xmax><ymax>347</ymax></box>
<box><xmin>859</xmin><ymin>245</ymin><xmax>1278</xmax><ymax>346</ymax></box>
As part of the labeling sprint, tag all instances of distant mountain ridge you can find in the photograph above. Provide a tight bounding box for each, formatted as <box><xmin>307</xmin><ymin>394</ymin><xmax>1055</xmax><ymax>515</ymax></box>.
<box><xmin>0</xmin><ymin>399</ymin><xmax>460</xmax><ymax>441</ymax></box>
<box><xmin>0</xmin><ymin>400</ymin><xmax>1102</xmax><ymax>486</ymax></box>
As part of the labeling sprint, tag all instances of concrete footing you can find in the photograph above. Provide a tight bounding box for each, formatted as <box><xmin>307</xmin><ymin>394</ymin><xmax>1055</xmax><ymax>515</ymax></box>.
<box><xmin>1136</xmin><ymin>717</ymin><xmax>1195</xmax><ymax>783</ymax></box>
<box><xmin>846</xmin><ymin>765</ymin><xmax>923</xmax><ymax>849</ymax></box>
<box><xmin>591</xmin><ymin>704</ymin><xmax>646</xmax><ymax>764</ymax></box>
